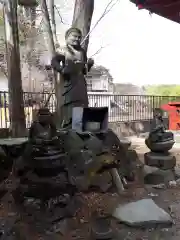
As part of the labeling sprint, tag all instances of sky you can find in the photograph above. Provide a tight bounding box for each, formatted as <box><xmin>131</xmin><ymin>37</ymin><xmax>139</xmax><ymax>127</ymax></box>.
<box><xmin>56</xmin><ymin>0</ymin><xmax>180</xmax><ymax>86</ymax></box>
<box><xmin>1</xmin><ymin>0</ymin><xmax>180</xmax><ymax>90</ymax></box>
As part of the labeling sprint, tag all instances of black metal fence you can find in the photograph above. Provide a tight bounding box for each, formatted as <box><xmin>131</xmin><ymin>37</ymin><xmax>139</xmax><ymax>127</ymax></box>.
<box><xmin>0</xmin><ymin>91</ymin><xmax>180</xmax><ymax>128</ymax></box>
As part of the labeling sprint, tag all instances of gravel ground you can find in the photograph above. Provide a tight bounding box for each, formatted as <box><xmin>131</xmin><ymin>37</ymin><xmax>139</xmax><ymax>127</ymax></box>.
<box><xmin>1</xmin><ymin>138</ymin><xmax>180</xmax><ymax>239</ymax></box>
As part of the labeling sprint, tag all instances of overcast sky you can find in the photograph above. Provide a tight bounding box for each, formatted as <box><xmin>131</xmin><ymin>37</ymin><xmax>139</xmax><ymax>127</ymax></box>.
<box><xmin>56</xmin><ymin>0</ymin><xmax>180</xmax><ymax>86</ymax></box>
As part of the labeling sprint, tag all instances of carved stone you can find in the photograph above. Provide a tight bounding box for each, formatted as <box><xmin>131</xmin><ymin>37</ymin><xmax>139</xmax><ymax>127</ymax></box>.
<box><xmin>144</xmin><ymin>108</ymin><xmax>176</xmax><ymax>185</ymax></box>
<box><xmin>145</xmin><ymin>108</ymin><xmax>174</xmax><ymax>152</ymax></box>
<box><xmin>144</xmin><ymin>152</ymin><xmax>176</xmax><ymax>170</ymax></box>
<box><xmin>51</xmin><ymin>27</ymin><xmax>94</xmax><ymax>128</ymax></box>
<box><xmin>145</xmin><ymin>138</ymin><xmax>174</xmax><ymax>153</ymax></box>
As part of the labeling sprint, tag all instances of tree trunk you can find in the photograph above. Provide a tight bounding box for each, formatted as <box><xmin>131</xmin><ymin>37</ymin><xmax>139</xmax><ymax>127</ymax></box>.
<box><xmin>49</xmin><ymin>0</ymin><xmax>58</xmax><ymax>46</ymax></box>
<box><xmin>72</xmin><ymin>0</ymin><xmax>94</xmax><ymax>54</ymax></box>
<box><xmin>40</xmin><ymin>0</ymin><xmax>61</xmax><ymax>127</ymax></box>
<box><xmin>3</xmin><ymin>0</ymin><xmax>26</xmax><ymax>137</ymax></box>
<box><xmin>41</xmin><ymin>0</ymin><xmax>55</xmax><ymax>56</ymax></box>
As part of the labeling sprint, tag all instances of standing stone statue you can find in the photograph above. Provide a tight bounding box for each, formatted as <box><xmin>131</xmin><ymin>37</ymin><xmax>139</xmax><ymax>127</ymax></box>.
<box><xmin>51</xmin><ymin>27</ymin><xmax>94</xmax><ymax>130</ymax></box>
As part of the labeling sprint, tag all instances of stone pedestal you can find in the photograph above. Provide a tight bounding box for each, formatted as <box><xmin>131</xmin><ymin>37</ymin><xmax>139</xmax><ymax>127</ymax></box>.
<box><xmin>144</xmin><ymin>138</ymin><xmax>176</xmax><ymax>185</ymax></box>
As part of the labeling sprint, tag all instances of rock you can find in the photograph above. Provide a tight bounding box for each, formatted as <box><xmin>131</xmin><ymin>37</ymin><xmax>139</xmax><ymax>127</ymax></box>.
<box><xmin>148</xmin><ymin>192</ymin><xmax>159</xmax><ymax>197</ymax></box>
<box><xmin>143</xmin><ymin>165</ymin><xmax>159</xmax><ymax>177</ymax></box>
<box><xmin>176</xmin><ymin>178</ymin><xmax>180</xmax><ymax>186</ymax></box>
<box><xmin>0</xmin><ymin>217</ymin><xmax>19</xmax><ymax>240</ymax></box>
<box><xmin>0</xmin><ymin>147</ymin><xmax>6</xmax><ymax>157</ymax></box>
<box><xmin>90</xmin><ymin>214</ymin><xmax>114</xmax><ymax>239</ymax></box>
<box><xmin>168</xmin><ymin>180</ymin><xmax>177</xmax><ymax>188</ymax></box>
<box><xmin>144</xmin><ymin>169</ymin><xmax>175</xmax><ymax>185</ymax></box>
<box><xmin>113</xmin><ymin>199</ymin><xmax>172</xmax><ymax>228</ymax></box>
<box><xmin>175</xmin><ymin>167</ymin><xmax>180</xmax><ymax>179</ymax></box>
<box><xmin>152</xmin><ymin>183</ymin><xmax>166</xmax><ymax>189</ymax></box>
<box><xmin>47</xmin><ymin>219</ymin><xmax>68</xmax><ymax>235</ymax></box>
<box><xmin>169</xmin><ymin>202</ymin><xmax>180</xmax><ymax>221</ymax></box>
<box><xmin>91</xmin><ymin>172</ymin><xmax>112</xmax><ymax>192</ymax></box>
<box><xmin>144</xmin><ymin>152</ymin><xmax>176</xmax><ymax>170</ymax></box>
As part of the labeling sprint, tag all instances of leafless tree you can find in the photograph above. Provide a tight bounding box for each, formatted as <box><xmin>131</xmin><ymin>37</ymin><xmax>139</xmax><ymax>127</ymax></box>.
<box><xmin>3</xmin><ymin>0</ymin><xmax>26</xmax><ymax>137</ymax></box>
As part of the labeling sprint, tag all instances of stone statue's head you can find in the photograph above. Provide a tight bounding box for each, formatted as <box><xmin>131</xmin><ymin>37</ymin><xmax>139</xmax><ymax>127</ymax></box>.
<box><xmin>153</xmin><ymin>108</ymin><xmax>163</xmax><ymax>119</ymax></box>
<box><xmin>65</xmin><ymin>27</ymin><xmax>82</xmax><ymax>47</ymax></box>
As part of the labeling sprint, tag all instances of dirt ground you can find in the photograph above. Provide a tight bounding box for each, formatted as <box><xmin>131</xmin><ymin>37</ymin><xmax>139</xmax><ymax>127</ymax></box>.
<box><xmin>1</xmin><ymin>138</ymin><xmax>180</xmax><ymax>239</ymax></box>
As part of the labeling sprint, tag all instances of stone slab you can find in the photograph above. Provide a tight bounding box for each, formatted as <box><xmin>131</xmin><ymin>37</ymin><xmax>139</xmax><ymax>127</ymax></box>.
<box><xmin>113</xmin><ymin>199</ymin><xmax>172</xmax><ymax>228</ymax></box>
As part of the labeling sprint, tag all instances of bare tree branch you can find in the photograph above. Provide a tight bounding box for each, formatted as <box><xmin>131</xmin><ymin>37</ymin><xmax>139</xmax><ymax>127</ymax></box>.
<box><xmin>90</xmin><ymin>43</ymin><xmax>111</xmax><ymax>57</ymax></box>
<box><xmin>49</xmin><ymin>0</ymin><xmax>58</xmax><ymax>45</ymax></box>
<box><xmin>54</xmin><ymin>4</ymin><xmax>68</xmax><ymax>25</ymax></box>
<box><xmin>81</xmin><ymin>0</ymin><xmax>120</xmax><ymax>45</ymax></box>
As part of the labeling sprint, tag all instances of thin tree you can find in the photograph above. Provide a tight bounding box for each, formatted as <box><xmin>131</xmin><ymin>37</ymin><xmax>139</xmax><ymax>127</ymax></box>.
<box><xmin>3</xmin><ymin>0</ymin><xmax>26</xmax><ymax>137</ymax></box>
<box><xmin>49</xmin><ymin>0</ymin><xmax>58</xmax><ymax>46</ymax></box>
<box><xmin>41</xmin><ymin>0</ymin><xmax>62</xmax><ymax>125</ymax></box>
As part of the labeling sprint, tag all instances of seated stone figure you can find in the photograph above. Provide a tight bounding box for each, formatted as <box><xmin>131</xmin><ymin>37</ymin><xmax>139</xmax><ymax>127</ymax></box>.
<box><xmin>29</xmin><ymin>108</ymin><xmax>58</xmax><ymax>144</ymax></box>
<box><xmin>145</xmin><ymin>108</ymin><xmax>174</xmax><ymax>152</ymax></box>
<box><xmin>25</xmin><ymin>108</ymin><xmax>63</xmax><ymax>174</ymax></box>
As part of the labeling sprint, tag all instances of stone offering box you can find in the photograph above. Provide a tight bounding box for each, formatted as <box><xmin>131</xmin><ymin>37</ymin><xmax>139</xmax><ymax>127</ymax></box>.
<box><xmin>82</xmin><ymin>107</ymin><xmax>108</xmax><ymax>132</ymax></box>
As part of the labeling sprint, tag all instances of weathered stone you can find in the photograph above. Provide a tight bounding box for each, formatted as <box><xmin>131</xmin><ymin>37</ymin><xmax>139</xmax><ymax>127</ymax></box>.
<box><xmin>63</xmin><ymin>130</ymin><xmax>85</xmax><ymax>152</ymax></box>
<box><xmin>144</xmin><ymin>152</ymin><xmax>176</xmax><ymax>170</ymax></box>
<box><xmin>143</xmin><ymin>165</ymin><xmax>159</xmax><ymax>177</ymax></box>
<box><xmin>145</xmin><ymin>109</ymin><xmax>174</xmax><ymax>153</ymax></box>
<box><xmin>91</xmin><ymin>215</ymin><xmax>114</xmax><ymax>239</ymax></box>
<box><xmin>47</xmin><ymin>219</ymin><xmax>68</xmax><ymax>235</ymax></box>
<box><xmin>65</xmin><ymin>196</ymin><xmax>82</xmax><ymax>217</ymax></box>
<box><xmin>145</xmin><ymin>138</ymin><xmax>175</xmax><ymax>152</ymax></box>
<box><xmin>152</xmin><ymin>183</ymin><xmax>166</xmax><ymax>189</ymax></box>
<box><xmin>83</xmin><ymin>133</ymin><xmax>104</xmax><ymax>155</ymax></box>
<box><xmin>0</xmin><ymin>217</ymin><xmax>19</xmax><ymax>240</ymax></box>
<box><xmin>144</xmin><ymin>169</ymin><xmax>175</xmax><ymax>185</ymax></box>
<box><xmin>113</xmin><ymin>199</ymin><xmax>172</xmax><ymax>228</ymax></box>
<box><xmin>174</xmin><ymin>167</ymin><xmax>180</xmax><ymax>179</ymax></box>
<box><xmin>0</xmin><ymin>146</ymin><xmax>6</xmax><ymax>157</ymax></box>
<box><xmin>91</xmin><ymin>172</ymin><xmax>112</xmax><ymax>192</ymax></box>
<box><xmin>168</xmin><ymin>180</ymin><xmax>177</xmax><ymax>188</ymax></box>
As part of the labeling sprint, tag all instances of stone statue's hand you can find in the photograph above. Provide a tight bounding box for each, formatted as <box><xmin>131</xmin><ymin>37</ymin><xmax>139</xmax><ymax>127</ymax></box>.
<box><xmin>87</xmin><ymin>58</ymin><xmax>94</xmax><ymax>67</ymax></box>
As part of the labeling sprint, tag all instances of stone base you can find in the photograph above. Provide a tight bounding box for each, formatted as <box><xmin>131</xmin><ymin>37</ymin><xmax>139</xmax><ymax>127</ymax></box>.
<box><xmin>144</xmin><ymin>152</ymin><xmax>176</xmax><ymax>170</ymax></box>
<box><xmin>144</xmin><ymin>169</ymin><xmax>175</xmax><ymax>185</ymax></box>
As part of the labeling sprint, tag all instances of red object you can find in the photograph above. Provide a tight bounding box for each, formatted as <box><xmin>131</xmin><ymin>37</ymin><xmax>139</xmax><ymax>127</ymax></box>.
<box><xmin>138</xmin><ymin>4</ymin><xmax>144</xmax><ymax>9</ymax></box>
<box><xmin>130</xmin><ymin>0</ymin><xmax>180</xmax><ymax>24</ymax></box>
<box><xmin>136</xmin><ymin>0</ymin><xmax>146</xmax><ymax>9</ymax></box>
<box><xmin>161</xmin><ymin>102</ymin><xmax>180</xmax><ymax>130</ymax></box>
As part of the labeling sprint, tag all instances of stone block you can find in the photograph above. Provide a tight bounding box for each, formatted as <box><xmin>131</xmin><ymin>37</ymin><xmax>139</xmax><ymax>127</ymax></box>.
<box><xmin>144</xmin><ymin>152</ymin><xmax>176</xmax><ymax>170</ymax></box>
<box><xmin>113</xmin><ymin>199</ymin><xmax>172</xmax><ymax>228</ymax></box>
<box><xmin>144</xmin><ymin>169</ymin><xmax>175</xmax><ymax>185</ymax></box>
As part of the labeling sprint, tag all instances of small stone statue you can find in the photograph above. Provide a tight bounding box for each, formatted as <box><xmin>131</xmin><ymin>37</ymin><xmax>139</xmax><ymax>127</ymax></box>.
<box><xmin>51</xmin><ymin>27</ymin><xmax>94</xmax><ymax>130</ymax></box>
<box><xmin>29</xmin><ymin>108</ymin><xmax>57</xmax><ymax>143</ymax></box>
<box><xmin>149</xmin><ymin>108</ymin><xmax>173</xmax><ymax>143</ymax></box>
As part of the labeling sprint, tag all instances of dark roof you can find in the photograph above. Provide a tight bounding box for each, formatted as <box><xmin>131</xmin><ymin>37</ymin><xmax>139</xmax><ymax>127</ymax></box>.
<box><xmin>130</xmin><ymin>0</ymin><xmax>180</xmax><ymax>23</ymax></box>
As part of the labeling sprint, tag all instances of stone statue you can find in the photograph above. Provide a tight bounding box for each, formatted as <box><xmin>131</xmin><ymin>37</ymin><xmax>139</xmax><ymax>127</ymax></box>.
<box><xmin>51</xmin><ymin>27</ymin><xmax>94</xmax><ymax>130</ymax></box>
<box><xmin>29</xmin><ymin>108</ymin><xmax>57</xmax><ymax>143</ymax></box>
<box><xmin>145</xmin><ymin>108</ymin><xmax>174</xmax><ymax>152</ymax></box>
<box><xmin>149</xmin><ymin>108</ymin><xmax>173</xmax><ymax>142</ymax></box>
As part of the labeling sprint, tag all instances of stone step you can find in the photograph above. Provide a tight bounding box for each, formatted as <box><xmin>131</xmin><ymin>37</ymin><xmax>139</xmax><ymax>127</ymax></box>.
<box><xmin>144</xmin><ymin>168</ymin><xmax>175</xmax><ymax>185</ymax></box>
<box><xmin>144</xmin><ymin>152</ymin><xmax>176</xmax><ymax>170</ymax></box>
